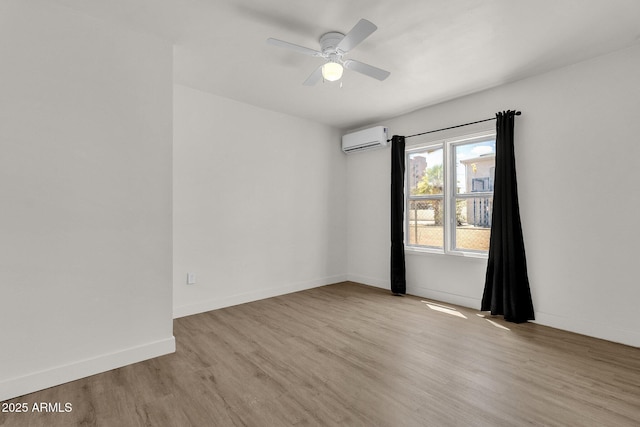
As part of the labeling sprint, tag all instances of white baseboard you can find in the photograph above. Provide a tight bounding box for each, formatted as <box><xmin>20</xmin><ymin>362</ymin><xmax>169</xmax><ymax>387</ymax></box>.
<box><xmin>0</xmin><ymin>337</ymin><xmax>175</xmax><ymax>402</ymax></box>
<box><xmin>408</xmin><ymin>286</ymin><xmax>482</xmax><ymax>310</ymax></box>
<box><xmin>533</xmin><ymin>312</ymin><xmax>640</xmax><ymax>348</ymax></box>
<box><xmin>347</xmin><ymin>275</ymin><xmax>483</xmax><ymax>310</ymax></box>
<box><xmin>173</xmin><ymin>274</ymin><xmax>348</xmax><ymax>319</ymax></box>
<box><xmin>346</xmin><ymin>274</ymin><xmax>388</xmax><ymax>290</ymax></box>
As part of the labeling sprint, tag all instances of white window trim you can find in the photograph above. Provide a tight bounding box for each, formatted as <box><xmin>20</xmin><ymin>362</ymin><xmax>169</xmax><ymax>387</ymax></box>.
<box><xmin>405</xmin><ymin>130</ymin><xmax>496</xmax><ymax>258</ymax></box>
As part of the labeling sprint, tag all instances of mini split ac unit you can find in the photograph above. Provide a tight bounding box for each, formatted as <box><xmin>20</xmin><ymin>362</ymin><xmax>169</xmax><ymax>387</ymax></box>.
<box><xmin>342</xmin><ymin>126</ymin><xmax>389</xmax><ymax>154</ymax></box>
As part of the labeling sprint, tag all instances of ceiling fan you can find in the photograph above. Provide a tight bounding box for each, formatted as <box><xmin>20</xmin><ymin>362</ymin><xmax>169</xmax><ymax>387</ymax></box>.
<box><xmin>267</xmin><ymin>18</ymin><xmax>390</xmax><ymax>86</ymax></box>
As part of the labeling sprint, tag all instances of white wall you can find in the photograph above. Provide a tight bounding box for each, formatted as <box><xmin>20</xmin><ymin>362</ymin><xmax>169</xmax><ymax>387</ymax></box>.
<box><xmin>173</xmin><ymin>84</ymin><xmax>347</xmax><ymax>317</ymax></box>
<box><xmin>0</xmin><ymin>1</ymin><xmax>175</xmax><ymax>401</ymax></box>
<box><xmin>347</xmin><ymin>45</ymin><xmax>640</xmax><ymax>347</ymax></box>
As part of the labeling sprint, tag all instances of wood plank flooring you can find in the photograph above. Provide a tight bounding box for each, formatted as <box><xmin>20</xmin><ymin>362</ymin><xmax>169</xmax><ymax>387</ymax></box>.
<box><xmin>2</xmin><ymin>282</ymin><xmax>639</xmax><ymax>426</ymax></box>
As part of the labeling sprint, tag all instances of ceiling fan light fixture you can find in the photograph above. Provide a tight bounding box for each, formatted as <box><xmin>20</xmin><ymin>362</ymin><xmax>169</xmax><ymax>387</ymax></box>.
<box><xmin>321</xmin><ymin>61</ymin><xmax>343</xmax><ymax>82</ymax></box>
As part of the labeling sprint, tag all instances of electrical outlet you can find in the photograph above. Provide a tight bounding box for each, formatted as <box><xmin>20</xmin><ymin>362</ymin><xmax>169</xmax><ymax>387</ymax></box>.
<box><xmin>187</xmin><ymin>273</ymin><xmax>196</xmax><ymax>285</ymax></box>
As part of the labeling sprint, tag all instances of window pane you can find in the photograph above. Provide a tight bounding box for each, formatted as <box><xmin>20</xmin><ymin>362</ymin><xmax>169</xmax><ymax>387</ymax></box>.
<box><xmin>455</xmin><ymin>140</ymin><xmax>496</xmax><ymax>194</ymax></box>
<box><xmin>454</xmin><ymin>197</ymin><xmax>492</xmax><ymax>251</ymax></box>
<box><xmin>407</xmin><ymin>199</ymin><xmax>444</xmax><ymax>248</ymax></box>
<box><xmin>409</xmin><ymin>148</ymin><xmax>443</xmax><ymax>195</ymax></box>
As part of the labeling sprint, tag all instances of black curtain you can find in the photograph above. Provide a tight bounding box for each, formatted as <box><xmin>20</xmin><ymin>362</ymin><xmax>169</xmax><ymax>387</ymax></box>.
<box><xmin>482</xmin><ymin>111</ymin><xmax>534</xmax><ymax>323</ymax></box>
<box><xmin>390</xmin><ymin>135</ymin><xmax>406</xmax><ymax>295</ymax></box>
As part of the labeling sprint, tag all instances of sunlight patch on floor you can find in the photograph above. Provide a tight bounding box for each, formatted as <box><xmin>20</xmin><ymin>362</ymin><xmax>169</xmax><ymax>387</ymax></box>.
<box><xmin>485</xmin><ymin>319</ymin><xmax>510</xmax><ymax>330</ymax></box>
<box><xmin>476</xmin><ymin>314</ymin><xmax>510</xmax><ymax>330</ymax></box>
<box><xmin>421</xmin><ymin>301</ymin><xmax>468</xmax><ymax>319</ymax></box>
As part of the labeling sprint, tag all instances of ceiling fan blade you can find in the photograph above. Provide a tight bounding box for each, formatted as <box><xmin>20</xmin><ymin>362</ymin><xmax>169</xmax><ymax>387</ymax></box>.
<box><xmin>344</xmin><ymin>59</ymin><xmax>390</xmax><ymax>81</ymax></box>
<box><xmin>336</xmin><ymin>19</ymin><xmax>377</xmax><ymax>53</ymax></box>
<box><xmin>303</xmin><ymin>66</ymin><xmax>323</xmax><ymax>86</ymax></box>
<box><xmin>267</xmin><ymin>38</ymin><xmax>323</xmax><ymax>57</ymax></box>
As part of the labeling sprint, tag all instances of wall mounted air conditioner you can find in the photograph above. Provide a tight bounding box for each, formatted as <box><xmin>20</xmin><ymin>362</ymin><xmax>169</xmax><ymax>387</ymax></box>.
<box><xmin>342</xmin><ymin>126</ymin><xmax>389</xmax><ymax>154</ymax></box>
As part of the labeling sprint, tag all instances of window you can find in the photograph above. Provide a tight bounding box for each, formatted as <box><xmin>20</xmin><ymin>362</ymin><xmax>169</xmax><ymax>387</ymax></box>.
<box><xmin>406</xmin><ymin>131</ymin><xmax>496</xmax><ymax>255</ymax></box>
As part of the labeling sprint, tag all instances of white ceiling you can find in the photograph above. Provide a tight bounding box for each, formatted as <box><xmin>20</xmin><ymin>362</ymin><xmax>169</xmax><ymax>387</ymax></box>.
<box><xmin>53</xmin><ymin>0</ymin><xmax>640</xmax><ymax>130</ymax></box>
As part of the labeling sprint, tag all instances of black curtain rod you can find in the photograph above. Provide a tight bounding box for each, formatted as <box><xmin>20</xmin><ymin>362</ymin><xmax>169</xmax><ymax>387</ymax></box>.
<box><xmin>388</xmin><ymin>111</ymin><xmax>521</xmax><ymax>142</ymax></box>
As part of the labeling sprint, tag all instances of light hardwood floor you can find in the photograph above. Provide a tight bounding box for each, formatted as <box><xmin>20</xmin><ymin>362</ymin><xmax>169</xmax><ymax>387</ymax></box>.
<box><xmin>2</xmin><ymin>282</ymin><xmax>639</xmax><ymax>426</ymax></box>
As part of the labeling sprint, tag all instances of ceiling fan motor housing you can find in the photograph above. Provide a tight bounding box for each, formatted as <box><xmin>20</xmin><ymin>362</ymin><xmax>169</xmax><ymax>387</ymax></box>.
<box><xmin>320</xmin><ymin>32</ymin><xmax>345</xmax><ymax>56</ymax></box>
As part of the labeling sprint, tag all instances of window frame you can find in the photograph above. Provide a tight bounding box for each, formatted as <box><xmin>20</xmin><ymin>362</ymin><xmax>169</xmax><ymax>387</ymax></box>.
<box><xmin>405</xmin><ymin>130</ymin><xmax>496</xmax><ymax>258</ymax></box>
